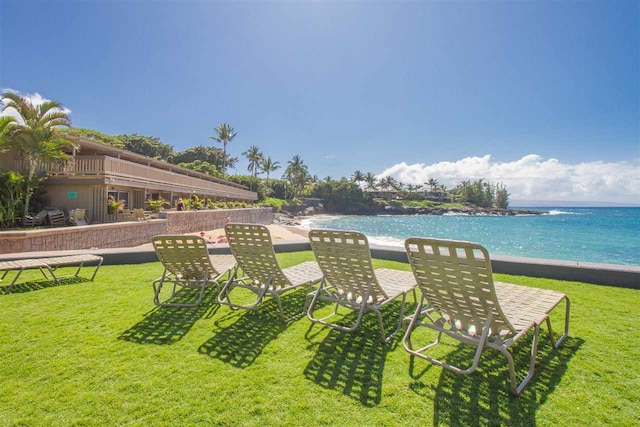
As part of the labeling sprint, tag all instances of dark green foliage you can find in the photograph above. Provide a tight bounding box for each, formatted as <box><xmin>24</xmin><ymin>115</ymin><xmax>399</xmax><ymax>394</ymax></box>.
<box><xmin>0</xmin><ymin>169</ymin><xmax>25</xmax><ymax>227</ymax></box>
<box><xmin>118</xmin><ymin>134</ymin><xmax>173</xmax><ymax>160</ymax></box>
<box><xmin>312</xmin><ymin>178</ymin><xmax>372</xmax><ymax>213</ymax></box>
<box><xmin>177</xmin><ymin>160</ymin><xmax>220</xmax><ymax>177</ymax></box>
<box><xmin>169</xmin><ymin>145</ymin><xmax>231</xmax><ymax>168</ymax></box>
<box><xmin>452</xmin><ymin>179</ymin><xmax>510</xmax><ymax>208</ymax></box>
<box><xmin>60</xmin><ymin>127</ymin><xmax>124</xmax><ymax>147</ymax></box>
<box><xmin>267</xmin><ymin>179</ymin><xmax>289</xmax><ymax>199</ymax></box>
<box><xmin>227</xmin><ymin>174</ymin><xmax>267</xmax><ymax>200</ymax></box>
<box><xmin>495</xmin><ymin>183</ymin><xmax>510</xmax><ymax>209</ymax></box>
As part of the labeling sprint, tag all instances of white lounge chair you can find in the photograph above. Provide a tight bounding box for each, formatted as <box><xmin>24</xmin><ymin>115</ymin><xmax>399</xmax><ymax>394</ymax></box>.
<box><xmin>403</xmin><ymin>237</ymin><xmax>570</xmax><ymax>395</ymax></box>
<box><xmin>152</xmin><ymin>235</ymin><xmax>236</xmax><ymax>307</ymax></box>
<box><xmin>307</xmin><ymin>229</ymin><xmax>417</xmax><ymax>343</ymax></box>
<box><xmin>218</xmin><ymin>223</ymin><xmax>323</xmax><ymax>322</ymax></box>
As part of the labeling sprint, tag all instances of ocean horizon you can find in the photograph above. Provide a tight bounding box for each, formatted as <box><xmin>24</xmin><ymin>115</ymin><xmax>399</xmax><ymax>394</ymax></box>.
<box><xmin>300</xmin><ymin>207</ymin><xmax>640</xmax><ymax>266</ymax></box>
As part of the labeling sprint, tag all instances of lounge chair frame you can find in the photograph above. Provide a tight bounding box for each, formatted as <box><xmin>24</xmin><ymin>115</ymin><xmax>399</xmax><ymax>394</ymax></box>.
<box><xmin>22</xmin><ymin>210</ymin><xmax>48</xmax><ymax>227</ymax></box>
<box><xmin>403</xmin><ymin>237</ymin><xmax>570</xmax><ymax>395</ymax></box>
<box><xmin>152</xmin><ymin>235</ymin><xmax>236</xmax><ymax>307</ymax></box>
<box><xmin>218</xmin><ymin>224</ymin><xmax>322</xmax><ymax>322</ymax></box>
<box><xmin>0</xmin><ymin>254</ymin><xmax>103</xmax><ymax>294</ymax></box>
<box><xmin>307</xmin><ymin>229</ymin><xmax>417</xmax><ymax>343</ymax></box>
<box><xmin>47</xmin><ymin>211</ymin><xmax>66</xmax><ymax>227</ymax></box>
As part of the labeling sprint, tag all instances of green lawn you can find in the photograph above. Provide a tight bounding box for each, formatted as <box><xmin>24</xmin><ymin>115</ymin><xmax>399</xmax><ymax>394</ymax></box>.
<box><xmin>1</xmin><ymin>252</ymin><xmax>638</xmax><ymax>426</ymax></box>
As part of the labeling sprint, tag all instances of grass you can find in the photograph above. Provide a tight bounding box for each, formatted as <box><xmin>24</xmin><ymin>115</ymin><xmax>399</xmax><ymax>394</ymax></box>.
<box><xmin>1</xmin><ymin>252</ymin><xmax>638</xmax><ymax>426</ymax></box>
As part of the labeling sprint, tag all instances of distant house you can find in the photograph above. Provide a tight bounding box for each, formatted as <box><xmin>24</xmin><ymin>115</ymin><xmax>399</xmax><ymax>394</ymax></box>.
<box><xmin>0</xmin><ymin>135</ymin><xmax>257</xmax><ymax>223</ymax></box>
<box><xmin>364</xmin><ymin>190</ymin><xmax>398</xmax><ymax>201</ymax></box>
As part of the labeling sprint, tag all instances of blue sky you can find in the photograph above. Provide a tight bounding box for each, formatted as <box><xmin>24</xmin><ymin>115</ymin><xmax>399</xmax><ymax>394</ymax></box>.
<box><xmin>1</xmin><ymin>0</ymin><xmax>639</xmax><ymax>204</ymax></box>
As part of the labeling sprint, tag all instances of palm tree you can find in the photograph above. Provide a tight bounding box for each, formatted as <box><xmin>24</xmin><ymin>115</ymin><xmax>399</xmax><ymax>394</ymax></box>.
<box><xmin>209</xmin><ymin>123</ymin><xmax>237</xmax><ymax>177</ymax></box>
<box><xmin>242</xmin><ymin>145</ymin><xmax>263</xmax><ymax>180</ymax></box>
<box><xmin>363</xmin><ymin>172</ymin><xmax>378</xmax><ymax>190</ymax></box>
<box><xmin>0</xmin><ymin>116</ymin><xmax>17</xmax><ymax>140</ymax></box>
<box><xmin>426</xmin><ymin>178</ymin><xmax>439</xmax><ymax>192</ymax></box>
<box><xmin>380</xmin><ymin>175</ymin><xmax>399</xmax><ymax>191</ymax></box>
<box><xmin>284</xmin><ymin>155</ymin><xmax>310</xmax><ymax>199</ymax></box>
<box><xmin>406</xmin><ymin>184</ymin><xmax>422</xmax><ymax>195</ymax></box>
<box><xmin>260</xmin><ymin>156</ymin><xmax>280</xmax><ymax>186</ymax></box>
<box><xmin>0</xmin><ymin>91</ymin><xmax>77</xmax><ymax>219</ymax></box>
<box><xmin>351</xmin><ymin>170</ymin><xmax>364</xmax><ymax>186</ymax></box>
<box><xmin>437</xmin><ymin>184</ymin><xmax>448</xmax><ymax>202</ymax></box>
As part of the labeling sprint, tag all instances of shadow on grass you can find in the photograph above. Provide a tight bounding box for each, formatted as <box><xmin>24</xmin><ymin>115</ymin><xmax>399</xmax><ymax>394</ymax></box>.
<box><xmin>1</xmin><ymin>277</ymin><xmax>85</xmax><ymax>294</ymax></box>
<box><xmin>198</xmin><ymin>288</ymin><xmax>308</xmax><ymax>368</ymax></box>
<box><xmin>118</xmin><ymin>288</ymin><xmax>219</xmax><ymax>345</ymax></box>
<box><xmin>407</xmin><ymin>333</ymin><xmax>584</xmax><ymax>426</ymax></box>
<box><xmin>303</xmin><ymin>301</ymin><xmax>409</xmax><ymax>407</ymax></box>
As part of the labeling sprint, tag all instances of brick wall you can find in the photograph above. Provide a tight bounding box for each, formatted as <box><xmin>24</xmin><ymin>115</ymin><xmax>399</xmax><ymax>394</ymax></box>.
<box><xmin>0</xmin><ymin>208</ymin><xmax>274</xmax><ymax>255</ymax></box>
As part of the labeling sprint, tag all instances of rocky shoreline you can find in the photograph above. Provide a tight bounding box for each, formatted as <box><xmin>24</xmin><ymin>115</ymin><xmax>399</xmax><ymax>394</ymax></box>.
<box><xmin>274</xmin><ymin>205</ymin><xmax>545</xmax><ymax>226</ymax></box>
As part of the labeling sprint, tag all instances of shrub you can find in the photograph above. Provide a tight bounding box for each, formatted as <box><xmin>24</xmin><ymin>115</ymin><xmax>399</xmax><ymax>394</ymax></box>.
<box><xmin>261</xmin><ymin>198</ymin><xmax>285</xmax><ymax>212</ymax></box>
<box><xmin>146</xmin><ymin>198</ymin><xmax>165</xmax><ymax>213</ymax></box>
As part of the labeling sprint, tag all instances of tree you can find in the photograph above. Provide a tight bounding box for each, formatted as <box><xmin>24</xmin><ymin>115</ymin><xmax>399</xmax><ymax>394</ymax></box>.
<box><xmin>242</xmin><ymin>145</ymin><xmax>263</xmax><ymax>180</ymax></box>
<box><xmin>170</xmin><ymin>145</ymin><xmax>236</xmax><ymax>170</ymax></box>
<box><xmin>260</xmin><ymin>156</ymin><xmax>280</xmax><ymax>186</ymax></box>
<box><xmin>495</xmin><ymin>182</ymin><xmax>510</xmax><ymax>209</ymax></box>
<box><xmin>426</xmin><ymin>178</ymin><xmax>439</xmax><ymax>192</ymax></box>
<box><xmin>0</xmin><ymin>170</ymin><xmax>26</xmax><ymax>228</ymax></box>
<box><xmin>406</xmin><ymin>184</ymin><xmax>422</xmax><ymax>195</ymax></box>
<box><xmin>437</xmin><ymin>184</ymin><xmax>448</xmax><ymax>202</ymax></box>
<box><xmin>351</xmin><ymin>170</ymin><xmax>364</xmax><ymax>186</ymax></box>
<box><xmin>60</xmin><ymin>127</ymin><xmax>124</xmax><ymax>148</ymax></box>
<box><xmin>209</xmin><ymin>123</ymin><xmax>237</xmax><ymax>177</ymax></box>
<box><xmin>379</xmin><ymin>175</ymin><xmax>399</xmax><ymax>191</ymax></box>
<box><xmin>363</xmin><ymin>172</ymin><xmax>378</xmax><ymax>190</ymax></box>
<box><xmin>283</xmin><ymin>155</ymin><xmax>310</xmax><ymax>199</ymax></box>
<box><xmin>119</xmin><ymin>134</ymin><xmax>173</xmax><ymax>160</ymax></box>
<box><xmin>312</xmin><ymin>178</ymin><xmax>370</xmax><ymax>212</ymax></box>
<box><xmin>177</xmin><ymin>160</ymin><xmax>220</xmax><ymax>177</ymax></box>
<box><xmin>0</xmin><ymin>91</ymin><xmax>78</xmax><ymax>219</ymax></box>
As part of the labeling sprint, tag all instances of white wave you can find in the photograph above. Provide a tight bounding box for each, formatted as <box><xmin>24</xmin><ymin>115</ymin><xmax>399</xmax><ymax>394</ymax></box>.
<box><xmin>299</xmin><ymin>218</ymin><xmax>314</xmax><ymax>229</ymax></box>
<box><xmin>299</xmin><ymin>215</ymin><xmax>340</xmax><ymax>229</ymax></box>
<box><xmin>546</xmin><ymin>210</ymin><xmax>583</xmax><ymax>216</ymax></box>
<box><xmin>443</xmin><ymin>212</ymin><xmax>470</xmax><ymax>216</ymax></box>
<box><xmin>367</xmin><ymin>235</ymin><xmax>405</xmax><ymax>248</ymax></box>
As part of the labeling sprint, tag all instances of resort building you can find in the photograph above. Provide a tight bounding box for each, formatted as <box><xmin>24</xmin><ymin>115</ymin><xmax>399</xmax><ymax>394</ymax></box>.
<box><xmin>0</xmin><ymin>134</ymin><xmax>257</xmax><ymax>223</ymax></box>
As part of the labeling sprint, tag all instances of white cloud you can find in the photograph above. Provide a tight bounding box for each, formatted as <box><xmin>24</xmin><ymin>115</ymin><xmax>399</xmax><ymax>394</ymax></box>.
<box><xmin>1</xmin><ymin>88</ymin><xmax>72</xmax><ymax>124</ymax></box>
<box><xmin>377</xmin><ymin>154</ymin><xmax>640</xmax><ymax>204</ymax></box>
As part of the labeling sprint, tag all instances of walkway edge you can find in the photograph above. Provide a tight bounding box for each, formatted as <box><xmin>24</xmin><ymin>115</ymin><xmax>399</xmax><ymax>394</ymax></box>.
<box><xmin>0</xmin><ymin>239</ymin><xmax>637</xmax><ymax>289</ymax></box>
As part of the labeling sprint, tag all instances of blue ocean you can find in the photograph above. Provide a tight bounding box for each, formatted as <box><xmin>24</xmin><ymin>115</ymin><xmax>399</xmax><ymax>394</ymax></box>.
<box><xmin>301</xmin><ymin>207</ymin><xmax>640</xmax><ymax>266</ymax></box>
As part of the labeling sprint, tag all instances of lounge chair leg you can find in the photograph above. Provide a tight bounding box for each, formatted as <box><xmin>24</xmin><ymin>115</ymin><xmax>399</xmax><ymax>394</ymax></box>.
<box><xmin>0</xmin><ymin>268</ymin><xmax>25</xmax><ymax>294</ymax></box>
<box><xmin>273</xmin><ymin>292</ymin><xmax>286</xmax><ymax>323</ymax></box>
<box><xmin>501</xmin><ymin>323</ymin><xmax>540</xmax><ymax>396</ymax></box>
<box><xmin>378</xmin><ymin>292</ymin><xmax>409</xmax><ymax>343</ymax></box>
<box><xmin>307</xmin><ymin>284</ymin><xmax>372</xmax><ymax>334</ymax></box>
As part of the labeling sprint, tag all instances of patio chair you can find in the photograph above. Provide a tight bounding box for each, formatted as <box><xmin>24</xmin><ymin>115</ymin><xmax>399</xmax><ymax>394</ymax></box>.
<box><xmin>23</xmin><ymin>210</ymin><xmax>47</xmax><ymax>227</ymax></box>
<box><xmin>218</xmin><ymin>223</ymin><xmax>323</xmax><ymax>322</ymax></box>
<box><xmin>152</xmin><ymin>235</ymin><xmax>236</xmax><ymax>307</ymax></box>
<box><xmin>403</xmin><ymin>237</ymin><xmax>570</xmax><ymax>395</ymax></box>
<box><xmin>307</xmin><ymin>229</ymin><xmax>417</xmax><ymax>343</ymax></box>
<box><xmin>68</xmin><ymin>208</ymin><xmax>88</xmax><ymax>226</ymax></box>
<box><xmin>133</xmin><ymin>209</ymin><xmax>149</xmax><ymax>221</ymax></box>
<box><xmin>47</xmin><ymin>210</ymin><xmax>66</xmax><ymax>227</ymax></box>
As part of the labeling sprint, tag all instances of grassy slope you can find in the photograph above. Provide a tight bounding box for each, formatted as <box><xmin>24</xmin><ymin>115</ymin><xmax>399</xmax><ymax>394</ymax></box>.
<box><xmin>0</xmin><ymin>253</ymin><xmax>638</xmax><ymax>426</ymax></box>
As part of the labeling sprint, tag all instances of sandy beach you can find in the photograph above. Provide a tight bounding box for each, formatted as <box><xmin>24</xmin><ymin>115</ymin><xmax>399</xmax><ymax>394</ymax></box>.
<box><xmin>189</xmin><ymin>223</ymin><xmax>309</xmax><ymax>243</ymax></box>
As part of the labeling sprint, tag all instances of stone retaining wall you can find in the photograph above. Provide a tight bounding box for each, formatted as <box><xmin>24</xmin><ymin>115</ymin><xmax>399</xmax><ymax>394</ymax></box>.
<box><xmin>0</xmin><ymin>208</ymin><xmax>273</xmax><ymax>254</ymax></box>
<box><xmin>162</xmin><ymin>208</ymin><xmax>273</xmax><ymax>234</ymax></box>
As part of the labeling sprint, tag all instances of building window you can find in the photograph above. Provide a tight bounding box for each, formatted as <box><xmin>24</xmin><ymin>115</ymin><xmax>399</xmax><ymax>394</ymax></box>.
<box><xmin>107</xmin><ymin>190</ymin><xmax>130</xmax><ymax>211</ymax></box>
